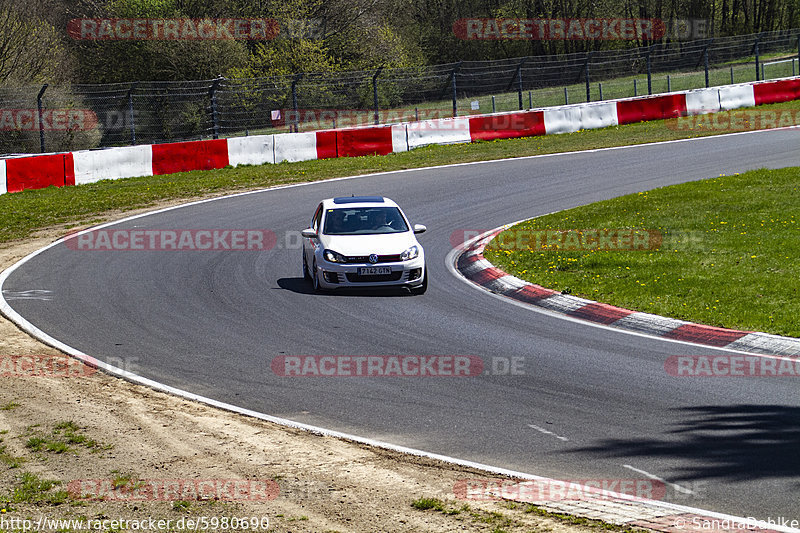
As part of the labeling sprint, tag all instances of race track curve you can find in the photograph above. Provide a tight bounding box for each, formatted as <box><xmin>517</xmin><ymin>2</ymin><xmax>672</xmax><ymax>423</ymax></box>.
<box><xmin>4</xmin><ymin>128</ymin><xmax>800</xmax><ymax>520</ymax></box>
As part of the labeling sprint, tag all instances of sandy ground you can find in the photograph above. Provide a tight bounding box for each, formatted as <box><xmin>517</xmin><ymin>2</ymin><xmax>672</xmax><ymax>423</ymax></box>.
<box><xmin>0</xmin><ymin>200</ymin><xmax>636</xmax><ymax>533</ymax></box>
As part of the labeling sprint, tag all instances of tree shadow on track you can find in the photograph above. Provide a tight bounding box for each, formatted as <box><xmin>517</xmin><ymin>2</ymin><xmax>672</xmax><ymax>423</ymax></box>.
<box><xmin>569</xmin><ymin>404</ymin><xmax>800</xmax><ymax>483</ymax></box>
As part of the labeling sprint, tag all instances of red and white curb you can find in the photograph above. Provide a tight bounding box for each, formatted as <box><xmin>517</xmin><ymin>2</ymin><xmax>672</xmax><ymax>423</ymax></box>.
<box><xmin>454</xmin><ymin>226</ymin><xmax>800</xmax><ymax>357</ymax></box>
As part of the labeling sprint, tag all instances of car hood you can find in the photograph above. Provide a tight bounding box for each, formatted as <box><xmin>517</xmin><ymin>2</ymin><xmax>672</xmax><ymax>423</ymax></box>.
<box><xmin>321</xmin><ymin>232</ymin><xmax>419</xmax><ymax>256</ymax></box>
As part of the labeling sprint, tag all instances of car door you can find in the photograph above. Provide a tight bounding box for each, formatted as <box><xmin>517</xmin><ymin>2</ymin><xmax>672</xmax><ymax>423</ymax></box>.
<box><xmin>305</xmin><ymin>203</ymin><xmax>323</xmax><ymax>267</ymax></box>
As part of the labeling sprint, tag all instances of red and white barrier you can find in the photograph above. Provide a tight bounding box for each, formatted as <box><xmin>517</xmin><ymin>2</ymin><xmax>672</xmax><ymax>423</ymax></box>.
<box><xmin>753</xmin><ymin>77</ymin><xmax>800</xmax><ymax>105</ymax></box>
<box><xmin>227</xmin><ymin>135</ymin><xmax>274</xmax><ymax>167</ymax></box>
<box><xmin>719</xmin><ymin>84</ymin><xmax>756</xmax><ymax>110</ymax></box>
<box><xmin>543</xmin><ymin>101</ymin><xmax>618</xmax><ymax>134</ymax></box>
<box><xmin>406</xmin><ymin>117</ymin><xmax>471</xmax><ymax>149</ymax></box>
<box><xmin>2</xmin><ymin>76</ymin><xmax>798</xmax><ymax>194</ymax></box>
<box><xmin>685</xmin><ymin>88</ymin><xmax>720</xmax><ymax>115</ymax></box>
<box><xmin>5</xmin><ymin>153</ymin><xmax>74</xmax><ymax>193</ymax></box>
<box><xmin>470</xmin><ymin>110</ymin><xmax>546</xmax><ymax>141</ymax></box>
<box><xmin>73</xmin><ymin>145</ymin><xmax>153</xmax><ymax>185</ymax></box>
<box><xmin>616</xmin><ymin>93</ymin><xmax>686</xmax><ymax>125</ymax></box>
<box><xmin>0</xmin><ymin>159</ymin><xmax>6</xmax><ymax>195</ymax></box>
<box><xmin>579</xmin><ymin>102</ymin><xmax>619</xmax><ymax>129</ymax></box>
<box><xmin>274</xmin><ymin>131</ymin><xmax>321</xmax><ymax>163</ymax></box>
<box><xmin>543</xmin><ymin>105</ymin><xmax>582</xmax><ymax>134</ymax></box>
<box><xmin>151</xmin><ymin>139</ymin><xmax>229</xmax><ymax>175</ymax></box>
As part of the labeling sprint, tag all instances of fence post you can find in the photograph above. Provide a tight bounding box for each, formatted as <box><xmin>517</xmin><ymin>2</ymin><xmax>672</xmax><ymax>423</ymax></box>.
<box><xmin>37</xmin><ymin>84</ymin><xmax>48</xmax><ymax>153</ymax></box>
<box><xmin>667</xmin><ymin>75</ymin><xmax>671</xmax><ymax>92</ymax></box>
<box><xmin>372</xmin><ymin>66</ymin><xmax>384</xmax><ymax>125</ymax></box>
<box><xmin>797</xmin><ymin>34</ymin><xmax>799</xmax><ymax>71</ymax></box>
<box><xmin>491</xmin><ymin>96</ymin><xmax>496</xmax><ymax>113</ymax></box>
<box><xmin>634</xmin><ymin>78</ymin><xmax>637</xmax><ymax>96</ymax></box>
<box><xmin>564</xmin><ymin>86</ymin><xmax>568</xmax><ymax>105</ymax></box>
<box><xmin>646</xmin><ymin>45</ymin><xmax>653</xmax><ymax>95</ymax></box>
<box><xmin>528</xmin><ymin>91</ymin><xmax>532</xmax><ymax>109</ymax></box>
<box><xmin>127</xmin><ymin>82</ymin><xmax>138</xmax><ymax>145</ymax></box>
<box><xmin>517</xmin><ymin>59</ymin><xmax>526</xmax><ymax>110</ymax></box>
<box><xmin>754</xmin><ymin>36</ymin><xmax>761</xmax><ymax>81</ymax></box>
<box><xmin>730</xmin><ymin>66</ymin><xmax>734</xmax><ymax>84</ymax></box>
<box><xmin>584</xmin><ymin>52</ymin><xmax>592</xmax><ymax>102</ymax></box>
<box><xmin>451</xmin><ymin>62</ymin><xmax>462</xmax><ymax>117</ymax></box>
<box><xmin>703</xmin><ymin>39</ymin><xmax>713</xmax><ymax>87</ymax></box>
<box><xmin>291</xmin><ymin>73</ymin><xmax>304</xmax><ymax>132</ymax></box>
<box><xmin>209</xmin><ymin>78</ymin><xmax>221</xmax><ymax>139</ymax></box>
<box><xmin>598</xmin><ymin>83</ymin><xmax>603</xmax><ymax>100</ymax></box>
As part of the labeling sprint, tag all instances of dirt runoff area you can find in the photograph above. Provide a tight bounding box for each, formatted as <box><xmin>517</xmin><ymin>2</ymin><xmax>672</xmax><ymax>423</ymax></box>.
<box><xmin>0</xmin><ymin>203</ymin><xmax>640</xmax><ymax>533</ymax></box>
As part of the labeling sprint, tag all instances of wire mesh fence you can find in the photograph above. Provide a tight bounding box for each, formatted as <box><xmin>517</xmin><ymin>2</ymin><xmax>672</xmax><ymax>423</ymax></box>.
<box><xmin>1</xmin><ymin>28</ymin><xmax>799</xmax><ymax>155</ymax></box>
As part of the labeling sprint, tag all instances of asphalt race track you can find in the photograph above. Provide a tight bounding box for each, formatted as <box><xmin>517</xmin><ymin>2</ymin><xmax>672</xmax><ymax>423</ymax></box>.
<box><xmin>4</xmin><ymin>129</ymin><xmax>800</xmax><ymax>520</ymax></box>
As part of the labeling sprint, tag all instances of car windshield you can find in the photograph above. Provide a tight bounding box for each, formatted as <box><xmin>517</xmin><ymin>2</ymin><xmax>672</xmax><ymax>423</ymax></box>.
<box><xmin>323</xmin><ymin>207</ymin><xmax>409</xmax><ymax>235</ymax></box>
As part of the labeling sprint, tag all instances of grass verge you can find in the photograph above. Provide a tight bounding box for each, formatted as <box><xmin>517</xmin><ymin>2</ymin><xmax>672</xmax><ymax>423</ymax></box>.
<box><xmin>484</xmin><ymin>166</ymin><xmax>800</xmax><ymax>337</ymax></box>
<box><xmin>1</xmin><ymin>100</ymin><xmax>799</xmax><ymax>245</ymax></box>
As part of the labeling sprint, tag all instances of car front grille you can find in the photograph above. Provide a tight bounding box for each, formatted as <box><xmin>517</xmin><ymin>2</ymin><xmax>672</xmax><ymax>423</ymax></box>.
<box><xmin>343</xmin><ymin>254</ymin><xmax>402</xmax><ymax>264</ymax></box>
<box><xmin>345</xmin><ymin>271</ymin><xmax>404</xmax><ymax>283</ymax></box>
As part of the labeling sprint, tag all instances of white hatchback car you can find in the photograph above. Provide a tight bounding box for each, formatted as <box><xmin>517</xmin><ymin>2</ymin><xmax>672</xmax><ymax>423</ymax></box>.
<box><xmin>301</xmin><ymin>196</ymin><xmax>427</xmax><ymax>293</ymax></box>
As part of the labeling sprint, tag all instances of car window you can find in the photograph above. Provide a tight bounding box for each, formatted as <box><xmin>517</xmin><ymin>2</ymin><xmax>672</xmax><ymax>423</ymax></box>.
<box><xmin>323</xmin><ymin>207</ymin><xmax>409</xmax><ymax>235</ymax></box>
<box><xmin>312</xmin><ymin>204</ymin><xmax>323</xmax><ymax>231</ymax></box>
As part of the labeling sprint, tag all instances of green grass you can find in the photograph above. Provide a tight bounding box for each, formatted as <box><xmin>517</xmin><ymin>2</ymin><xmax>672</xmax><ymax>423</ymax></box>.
<box><xmin>484</xmin><ymin>167</ymin><xmax>800</xmax><ymax>337</ymax></box>
<box><xmin>2</xmin><ymin>99</ymin><xmax>799</xmax><ymax>246</ymax></box>
<box><xmin>4</xmin><ymin>472</ymin><xmax>69</xmax><ymax>505</ymax></box>
<box><xmin>23</xmin><ymin>422</ymin><xmax>110</xmax><ymax>456</ymax></box>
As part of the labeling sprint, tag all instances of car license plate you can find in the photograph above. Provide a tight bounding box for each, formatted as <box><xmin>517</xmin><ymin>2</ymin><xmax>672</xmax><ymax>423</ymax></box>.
<box><xmin>358</xmin><ymin>266</ymin><xmax>391</xmax><ymax>275</ymax></box>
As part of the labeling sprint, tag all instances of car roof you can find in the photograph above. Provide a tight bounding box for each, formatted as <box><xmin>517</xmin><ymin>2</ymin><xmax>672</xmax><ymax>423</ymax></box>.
<box><xmin>322</xmin><ymin>196</ymin><xmax>400</xmax><ymax>209</ymax></box>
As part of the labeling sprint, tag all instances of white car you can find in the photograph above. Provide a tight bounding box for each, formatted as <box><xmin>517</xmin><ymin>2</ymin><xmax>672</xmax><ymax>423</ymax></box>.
<box><xmin>301</xmin><ymin>196</ymin><xmax>427</xmax><ymax>293</ymax></box>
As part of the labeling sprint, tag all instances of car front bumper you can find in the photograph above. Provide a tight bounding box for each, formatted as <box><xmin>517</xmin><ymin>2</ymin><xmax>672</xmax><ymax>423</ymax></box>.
<box><xmin>315</xmin><ymin>255</ymin><xmax>425</xmax><ymax>290</ymax></box>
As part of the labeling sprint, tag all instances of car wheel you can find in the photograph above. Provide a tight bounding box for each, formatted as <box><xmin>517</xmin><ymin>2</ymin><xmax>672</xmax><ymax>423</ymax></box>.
<box><xmin>412</xmin><ymin>263</ymin><xmax>428</xmax><ymax>295</ymax></box>
<box><xmin>303</xmin><ymin>250</ymin><xmax>311</xmax><ymax>280</ymax></box>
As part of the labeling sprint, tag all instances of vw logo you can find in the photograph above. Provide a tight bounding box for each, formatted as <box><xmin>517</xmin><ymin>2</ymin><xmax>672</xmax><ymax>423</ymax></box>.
<box><xmin>368</xmin><ymin>254</ymin><xmax>379</xmax><ymax>264</ymax></box>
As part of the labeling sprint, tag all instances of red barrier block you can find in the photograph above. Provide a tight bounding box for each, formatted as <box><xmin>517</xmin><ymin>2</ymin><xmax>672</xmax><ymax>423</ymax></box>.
<box><xmin>336</xmin><ymin>126</ymin><xmax>393</xmax><ymax>157</ymax></box>
<box><xmin>6</xmin><ymin>153</ymin><xmax>75</xmax><ymax>193</ymax></box>
<box><xmin>616</xmin><ymin>94</ymin><xmax>687</xmax><ymax>125</ymax></box>
<box><xmin>469</xmin><ymin>111</ymin><xmax>546</xmax><ymax>141</ymax></box>
<box><xmin>753</xmin><ymin>78</ymin><xmax>800</xmax><ymax>105</ymax></box>
<box><xmin>151</xmin><ymin>139</ymin><xmax>229</xmax><ymax>176</ymax></box>
<box><xmin>315</xmin><ymin>130</ymin><xmax>338</xmax><ymax>159</ymax></box>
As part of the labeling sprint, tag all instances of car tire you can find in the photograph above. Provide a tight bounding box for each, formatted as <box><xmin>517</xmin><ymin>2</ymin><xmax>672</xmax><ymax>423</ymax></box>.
<box><xmin>412</xmin><ymin>263</ymin><xmax>428</xmax><ymax>295</ymax></box>
<box><xmin>303</xmin><ymin>250</ymin><xmax>311</xmax><ymax>280</ymax></box>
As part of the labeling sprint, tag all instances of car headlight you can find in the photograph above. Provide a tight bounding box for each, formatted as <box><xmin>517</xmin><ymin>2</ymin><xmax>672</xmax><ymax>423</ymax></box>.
<box><xmin>400</xmin><ymin>245</ymin><xmax>419</xmax><ymax>261</ymax></box>
<box><xmin>323</xmin><ymin>249</ymin><xmax>347</xmax><ymax>263</ymax></box>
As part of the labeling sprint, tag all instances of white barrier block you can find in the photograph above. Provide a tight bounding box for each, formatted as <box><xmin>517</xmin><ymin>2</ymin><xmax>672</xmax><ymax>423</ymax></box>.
<box><xmin>406</xmin><ymin>117</ymin><xmax>470</xmax><ymax>149</ymax></box>
<box><xmin>686</xmin><ymin>88</ymin><xmax>721</xmax><ymax>115</ymax></box>
<box><xmin>719</xmin><ymin>84</ymin><xmax>756</xmax><ymax>110</ymax></box>
<box><xmin>227</xmin><ymin>135</ymin><xmax>275</xmax><ymax>166</ymax></box>
<box><xmin>273</xmin><ymin>131</ymin><xmax>318</xmax><ymax>163</ymax></box>
<box><xmin>579</xmin><ymin>102</ymin><xmax>618</xmax><ymax>130</ymax></box>
<box><xmin>0</xmin><ymin>159</ymin><xmax>6</xmax><ymax>195</ymax></box>
<box><xmin>391</xmin><ymin>124</ymin><xmax>408</xmax><ymax>153</ymax></box>
<box><xmin>543</xmin><ymin>105</ymin><xmax>582</xmax><ymax>134</ymax></box>
<box><xmin>73</xmin><ymin>145</ymin><xmax>153</xmax><ymax>185</ymax></box>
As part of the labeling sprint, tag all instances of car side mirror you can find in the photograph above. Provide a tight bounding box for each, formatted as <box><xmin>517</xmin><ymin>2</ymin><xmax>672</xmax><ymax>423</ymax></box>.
<box><xmin>413</xmin><ymin>224</ymin><xmax>427</xmax><ymax>234</ymax></box>
<box><xmin>301</xmin><ymin>228</ymin><xmax>317</xmax><ymax>238</ymax></box>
